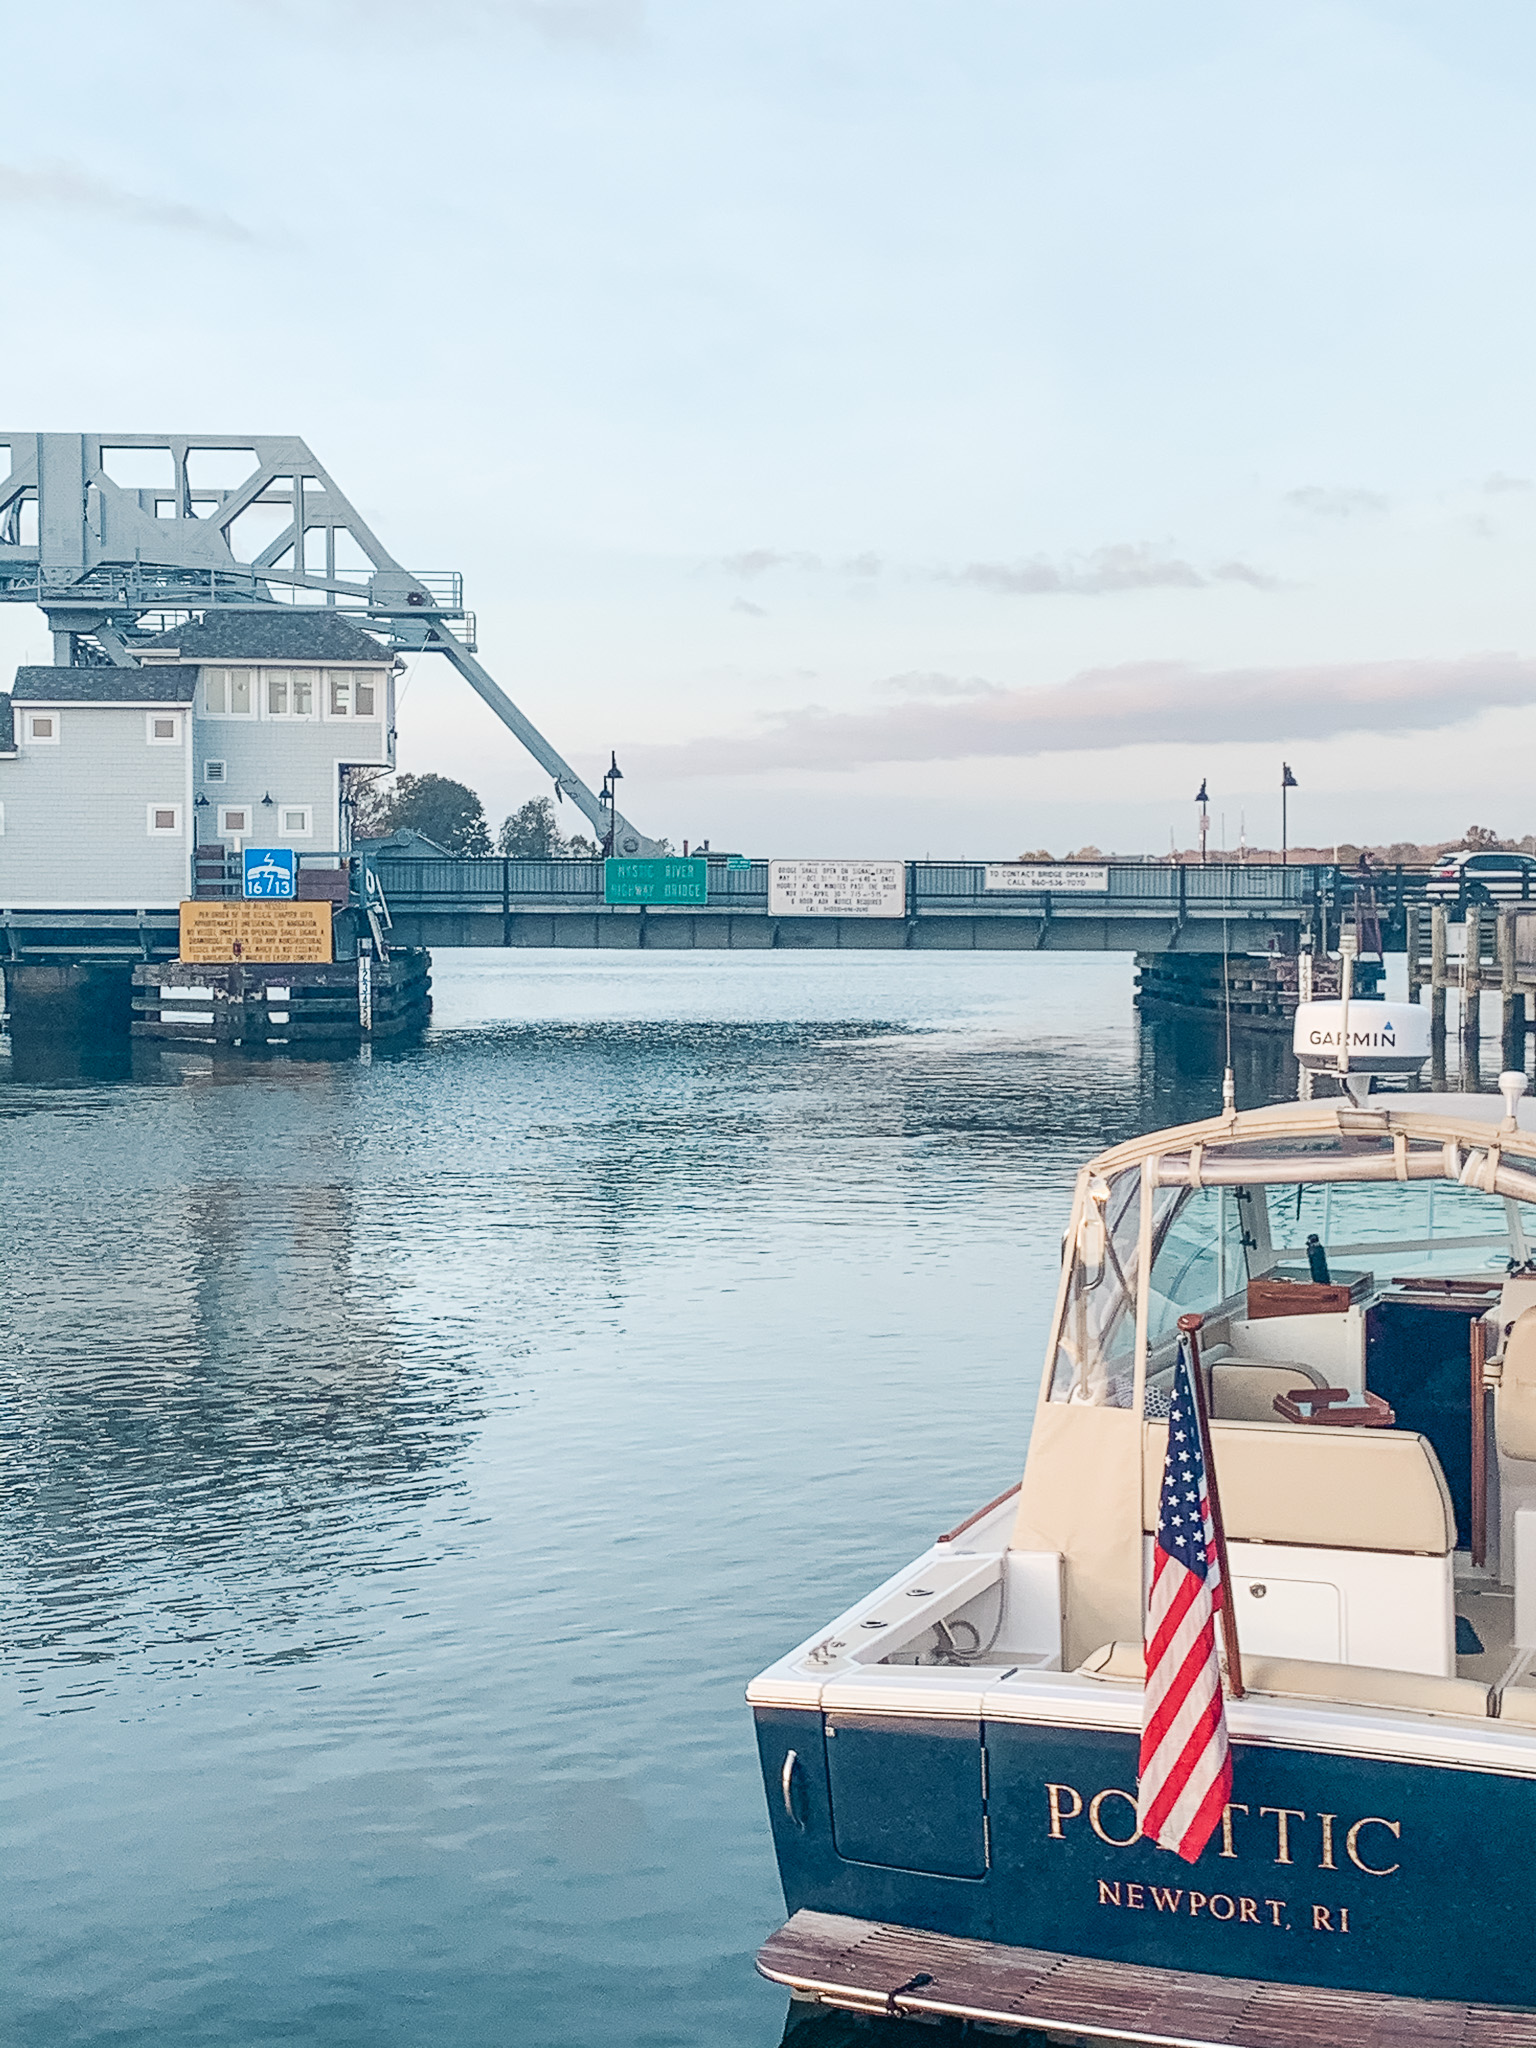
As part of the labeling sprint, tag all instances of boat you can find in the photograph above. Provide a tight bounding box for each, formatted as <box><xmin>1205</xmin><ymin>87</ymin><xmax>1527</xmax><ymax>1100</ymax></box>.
<box><xmin>749</xmin><ymin>997</ymin><xmax>1536</xmax><ymax>2043</ymax></box>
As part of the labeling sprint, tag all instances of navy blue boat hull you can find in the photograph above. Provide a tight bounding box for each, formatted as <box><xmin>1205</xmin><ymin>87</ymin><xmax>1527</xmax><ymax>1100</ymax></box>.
<box><xmin>755</xmin><ymin>1705</ymin><xmax>1536</xmax><ymax>2009</ymax></box>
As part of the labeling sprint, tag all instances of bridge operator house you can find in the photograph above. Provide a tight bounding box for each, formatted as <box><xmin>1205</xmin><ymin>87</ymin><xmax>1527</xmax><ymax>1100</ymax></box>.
<box><xmin>0</xmin><ymin>610</ymin><xmax>394</xmax><ymax>907</ymax></box>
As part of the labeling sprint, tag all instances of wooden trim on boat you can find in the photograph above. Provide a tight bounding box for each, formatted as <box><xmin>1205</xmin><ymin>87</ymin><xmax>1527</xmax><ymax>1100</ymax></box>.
<box><xmin>757</xmin><ymin>1908</ymin><xmax>1536</xmax><ymax>2046</ymax></box>
<box><xmin>1471</xmin><ymin>1314</ymin><xmax>1490</xmax><ymax>1570</ymax></box>
<box><xmin>936</xmin><ymin>1482</ymin><xmax>1022</xmax><ymax>1545</ymax></box>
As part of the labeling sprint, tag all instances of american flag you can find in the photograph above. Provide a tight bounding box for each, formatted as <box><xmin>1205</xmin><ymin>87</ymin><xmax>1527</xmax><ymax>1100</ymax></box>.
<box><xmin>1137</xmin><ymin>1333</ymin><xmax>1232</xmax><ymax>1862</ymax></box>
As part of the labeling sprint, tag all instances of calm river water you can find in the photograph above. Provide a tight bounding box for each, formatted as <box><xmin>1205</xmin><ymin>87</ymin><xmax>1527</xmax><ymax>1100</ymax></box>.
<box><xmin>0</xmin><ymin>950</ymin><xmax>1290</xmax><ymax>2048</ymax></box>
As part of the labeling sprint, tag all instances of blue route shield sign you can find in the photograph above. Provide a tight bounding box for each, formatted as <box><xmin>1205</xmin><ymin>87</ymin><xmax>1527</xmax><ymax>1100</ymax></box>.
<box><xmin>243</xmin><ymin>847</ymin><xmax>298</xmax><ymax>899</ymax></box>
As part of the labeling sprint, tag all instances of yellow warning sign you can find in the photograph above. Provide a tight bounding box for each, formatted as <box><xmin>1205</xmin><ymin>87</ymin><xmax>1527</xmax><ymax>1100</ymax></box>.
<box><xmin>179</xmin><ymin>901</ymin><xmax>333</xmax><ymax>964</ymax></box>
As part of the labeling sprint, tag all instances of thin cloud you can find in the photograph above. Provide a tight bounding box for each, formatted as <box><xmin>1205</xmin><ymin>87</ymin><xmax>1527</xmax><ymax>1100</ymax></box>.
<box><xmin>730</xmin><ymin>597</ymin><xmax>767</xmax><ymax>617</ymax></box>
<box><xmin>626</xmin><ymin>653</ymin><xmax>1536</xmax><ymax>780</ymax></box>
<box><xmin>515</xmin><ymin>0</ymin><xmax>642</xmax><ymax>38</ymax></box>
<box><xmin>952</xmin><ymin>545</ymin><xmax>1208</xmax><ymax>596</ymax></box>
<box><xmin>1285</xmin><ymin>486</ymin><xmax>1389</xmax><ymax>518</ymax></box>
<box><xmin>0</xmin><ymin>161</ymin><xmax>256</xmax><ymax>243</ymax></box>
<box><xmin>718</xmin><ymin>549</ymin><xmax>822</xmax><ymax>578</ymax></box>
<box><xmin>948</xmin><ymin>544</ymin><xmax>1278</xmax><ymax>596</ymax></box>
<box><xmin>1485</xmin><ymin>472</ymin><xmax>1533</xmax><ymax>494</ymax></box>
<box><xmin>712</xmin><ymin>542</ymin><xmax>1271</xmax><ymax>594</ymax></box>
<box><xmin>1211</xmin><ymin>560</ymin><xmax>1281</xmax><ymax>589</ymax></box>
<box><xmin>243</xmin><ymin>0</ymin><xmax>643</xmax><ymax>45</ymax></box>
<box><xmin>876</xmin><ymin>672</ymin><xmax>1004</xmax><ymax>699</ymax></box>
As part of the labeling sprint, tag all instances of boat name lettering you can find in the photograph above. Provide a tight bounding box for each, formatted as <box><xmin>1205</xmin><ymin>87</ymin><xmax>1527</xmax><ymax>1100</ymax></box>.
<box><xmin>1096</xmin><ymin>1883</ymin><xmax>1350</xmax><ymax>1934</ymax></box>
<box><xmin>1048</xmin><ymin>1784</ymin><xmax>1400</xmax><ymax>1873</ymax></box>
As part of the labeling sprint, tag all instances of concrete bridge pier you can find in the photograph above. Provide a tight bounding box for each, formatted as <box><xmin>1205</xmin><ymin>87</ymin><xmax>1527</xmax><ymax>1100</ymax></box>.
<box><xmin>3</xmin><ymin>961</ymin><xmax>135</xmax><ymax>1045</ymax></box>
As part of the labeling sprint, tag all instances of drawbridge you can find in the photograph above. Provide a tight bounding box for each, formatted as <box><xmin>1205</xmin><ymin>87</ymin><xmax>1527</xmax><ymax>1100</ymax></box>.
<box><xmin>0</xmin><ymin>431</ymin><xmax>662</xmax><ymax>856</ymax></box>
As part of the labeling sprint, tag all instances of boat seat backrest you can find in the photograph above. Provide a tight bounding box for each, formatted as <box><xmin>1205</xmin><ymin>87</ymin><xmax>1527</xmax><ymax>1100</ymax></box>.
<box><xmin>1209</xmin><ymin>1359</ymin><xmax>1326</xmax><ymax>1423</ymax></box>
<box><xmin>1499</xmin><ymin>1306</ymin><xmax>1536</xmax><ymax>1463</ymax></box>
<box><xmin>1142</xmin><ymin>1419</ymin><xmax>1455</xmax><ymax>1555</ymax></box>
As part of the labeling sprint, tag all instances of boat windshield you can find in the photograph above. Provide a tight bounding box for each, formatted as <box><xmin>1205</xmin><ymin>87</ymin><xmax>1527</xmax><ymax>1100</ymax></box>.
<box><xmin>1047</xmin><ymin>1133</ymin><xmax>1536</xmax><ymax>1410</ymax></box>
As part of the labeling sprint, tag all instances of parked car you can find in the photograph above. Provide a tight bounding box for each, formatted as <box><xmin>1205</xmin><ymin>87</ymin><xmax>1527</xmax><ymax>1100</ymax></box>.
<box><xmin>1426</xmin><ymin>849</ymin><xmax>1536</xmax><ymax>905</ymax></box>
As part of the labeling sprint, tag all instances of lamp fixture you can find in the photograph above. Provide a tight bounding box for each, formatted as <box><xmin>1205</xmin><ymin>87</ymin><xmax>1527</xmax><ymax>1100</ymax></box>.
<box><xmin>194</xmin><ymin>792</ymin><xmax>209</xmax><ymax>808</ymax></box>
<box><xmin>261</xmin><ymin>791</ymin><xmax>275</xmax><ymax>807</ymax></box>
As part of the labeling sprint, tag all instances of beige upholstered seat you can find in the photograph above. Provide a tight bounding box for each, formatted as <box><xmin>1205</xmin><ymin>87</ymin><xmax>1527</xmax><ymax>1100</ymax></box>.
<box><xmin>1143</xmin><ymin>1419</ymin><xmax>1455</xmax><ymax>1555</ymax></box>
<box><xmin>1499</xmin><ymin>1306</ymin><xmax>1536</xmax><ymax>1462</ymax></box>
<box><xmin>1210</xmin><ymin>1359</ymin><xmax>1326</xmax><ymax>1423</ymax></box>
<box><xmin>1077</xmin><ymin>1640</ymin><xmax>1492</xmax><ymax>1719</ymax></box>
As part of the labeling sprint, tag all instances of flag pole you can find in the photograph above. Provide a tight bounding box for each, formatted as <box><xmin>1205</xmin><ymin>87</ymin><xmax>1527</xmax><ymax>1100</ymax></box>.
<box><xmin>1177</xmin><ymin>1312</ymin><xmax>1244</xmax><ymax>1698</ymax></box>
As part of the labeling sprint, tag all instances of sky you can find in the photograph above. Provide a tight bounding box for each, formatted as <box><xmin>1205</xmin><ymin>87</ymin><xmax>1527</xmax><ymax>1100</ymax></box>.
<box><xmin>4</xmin><ymin>1</ymin><xmax>1536</xmax><ymax>856</ymax></box>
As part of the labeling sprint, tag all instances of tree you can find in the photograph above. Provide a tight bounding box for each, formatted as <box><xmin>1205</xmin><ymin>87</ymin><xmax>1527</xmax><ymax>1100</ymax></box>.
<box><xmin>497</xmin><ymin>797</ymin><xmax>564</xmax><ymax>857</ymax></box>
<box><xmin>497</xmin><ymin>796</ymin><xmax>600</xmax><ymax>859</ymax></box>
<box><xmin>370</xmin><ymin>772</ymin><xmax>492</xmax><ymax>856</ymax></box>
<box><xmin>343</xmin><ymin>766</ymin><xmax>394</xmax><ymax>842</ymax></box>
<box><xmin>1462</xmin><ymin>824</ymin><xmax>1506</xmax><ymax>851</ymax></box>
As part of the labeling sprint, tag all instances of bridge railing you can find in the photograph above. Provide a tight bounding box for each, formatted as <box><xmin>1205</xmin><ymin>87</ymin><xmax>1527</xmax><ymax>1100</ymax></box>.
<box><xmin>365</xmin><ymin>856</ymin><xmax>1406</xmax><ymax>917</ymax></box>
<box><xmin>909</xmin><ymin>863</ymin><xmax>1325</xmax><ymax>908</ymax></box>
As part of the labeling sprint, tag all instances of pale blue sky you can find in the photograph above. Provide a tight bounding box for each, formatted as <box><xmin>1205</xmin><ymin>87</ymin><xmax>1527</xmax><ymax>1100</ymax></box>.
<box><xmin>5</xmin><ymin>2</ymin><xmax>1536</xmax><ymax>854</ymax></box>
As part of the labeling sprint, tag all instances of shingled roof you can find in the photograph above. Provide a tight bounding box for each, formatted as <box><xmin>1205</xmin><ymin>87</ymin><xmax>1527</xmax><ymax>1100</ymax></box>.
<box><xmin>0</xmin><ymin>694</ymin><xmax>12</xmax><ymax>751</ymax></box>
<box><xmin>10</xmin><ymin>667</ymin><xmax>198</xmax><ymax>703</ymax></box>
<box><xmin>140</xmin><ymin>611</ymin><xmax>393</xmax><ymax>664</ymax></box>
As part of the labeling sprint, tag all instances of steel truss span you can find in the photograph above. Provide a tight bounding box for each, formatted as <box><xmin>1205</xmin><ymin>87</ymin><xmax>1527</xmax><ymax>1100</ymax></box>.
<box><xmin>0</xmin><ymin>431</ymin><xmax>661</xmax><ymax>856</ymax></box>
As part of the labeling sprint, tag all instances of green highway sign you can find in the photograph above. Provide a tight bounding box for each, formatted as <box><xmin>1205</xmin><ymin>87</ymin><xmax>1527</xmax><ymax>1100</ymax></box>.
<box><xmin>603</xmin><ymin>857</ymin><xmax>709</xmax><ymax>906</ymax></box>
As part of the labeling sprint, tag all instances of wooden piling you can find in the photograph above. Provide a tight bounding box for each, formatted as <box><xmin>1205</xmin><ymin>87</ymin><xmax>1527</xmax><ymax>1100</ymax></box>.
<box><xmin>1431</xmin><ymin>903</ymin><xmax>1448</xmax><ymax>1073</ymax></box>
<box><xmin>1464</xmin><ymin>901</ymin><xmax>1483</xmax><ymax>1057</ymax></box>
<box><xmin>1502</xmin><ymin>909</ymin><xmax>1527</xmax><ymax>1073</ymax></box>
<box><xmin>1406</xmin><ymin>901</ymin><xmax>1421</xmax><ymax>1003</ymax></box>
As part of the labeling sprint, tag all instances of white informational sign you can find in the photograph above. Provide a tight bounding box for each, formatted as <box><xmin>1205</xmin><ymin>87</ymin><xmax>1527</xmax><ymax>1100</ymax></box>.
<box><xmin>985</xmin><ymin>864</ymin><xmax>1109</xmax><ymax>893</ymax></box>
<box><xmin>768</xmin><ymin>860</ymin><xmax>906</xmax><ymax>917</ymax></box>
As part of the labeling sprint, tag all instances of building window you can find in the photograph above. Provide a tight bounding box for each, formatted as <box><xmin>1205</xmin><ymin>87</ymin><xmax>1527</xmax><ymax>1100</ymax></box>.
<box><xmin>204</xmin><ymin>668</ymin><xmax>254</xmax><ymax>717</ymax></box>
<box><xmin>148</xmin><ymin>804</ymin><xmax>182</xmax><ymax>835</ymax></box>
<box><xmin>218</xmin><ymin>805</ymin><xmax>250</xmax><ymax>838</ymax></box>
<box><xmin>266</xmin><ymin>668</ymin><xmax>315</xmax><ymax>717</ymax></box>
<box><xmin>329</xmin><ymin>673</ymin><xmax>352</xmax><ymax>717</ymax></box>
<box><xmin>204</xmin><ymin>759</ymin><xmax>226</xmax><ymax>783</ymax></box>
<box><xmin>355</xmin><ymin>675</ymin><xmax>377</xmax><ymax>716</ymax></box>
<box><xmin>280</xmin><ymin>806</ymin><xmax>313</xmax><ymax>837</ymax></box>
<box><xmin>25</xmin><ymin>712</ymin><xmax>59</xmax><ymax>743</ymax></box>
<box><xmin>147</xmin><ymin>711</ymin><xmax>182</xmax><ymax>744</ymax></box>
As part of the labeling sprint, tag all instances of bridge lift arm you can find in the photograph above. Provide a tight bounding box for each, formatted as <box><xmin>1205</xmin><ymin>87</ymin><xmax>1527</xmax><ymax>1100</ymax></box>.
<box><xmin>0</xmin><ymin>431</ymin><xmax>663</xmax><ymax>856</ymax></box>
<box><xmin>402</xmin><ymin>620</ymin><xmax>657</xmax><ymax>855</ymax></box>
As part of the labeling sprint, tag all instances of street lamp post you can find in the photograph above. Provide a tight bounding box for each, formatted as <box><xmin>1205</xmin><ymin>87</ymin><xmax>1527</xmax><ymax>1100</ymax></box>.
<box><xmin>599</xmin><ymin>751</ymin><xmax>624</xmax><ymax>858</ymax></box>
<box><xmin>1281</xmin><ymin>762</ymin><xmax>1298</xmax><ymax>866</ymax></box>
<box><xmin>1196</xmin><ymin>779</ymin><xmax>1210</xmax><ymax>866</ymax></box>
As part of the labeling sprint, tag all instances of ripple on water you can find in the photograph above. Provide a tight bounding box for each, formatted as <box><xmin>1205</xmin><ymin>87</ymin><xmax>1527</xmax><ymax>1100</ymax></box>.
<box><xmin>0</xmin><ymin>950</ymin><xmax>1273</xmax><ymax>2047</ymax></box>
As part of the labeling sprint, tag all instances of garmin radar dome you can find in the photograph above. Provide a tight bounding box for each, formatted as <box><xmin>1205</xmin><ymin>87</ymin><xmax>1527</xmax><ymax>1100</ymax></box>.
<box><xmin>1292</xmin><ymin>999</ymin><xmax>1430</xmax><ymax>1089</ymax></box>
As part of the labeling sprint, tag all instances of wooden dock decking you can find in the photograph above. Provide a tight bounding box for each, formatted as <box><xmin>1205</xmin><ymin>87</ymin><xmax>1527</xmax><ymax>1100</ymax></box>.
<box><xmin>758</xmin><ymin>1909</ymin><xmax>1536</xmax><ymax>2046</ymax></box>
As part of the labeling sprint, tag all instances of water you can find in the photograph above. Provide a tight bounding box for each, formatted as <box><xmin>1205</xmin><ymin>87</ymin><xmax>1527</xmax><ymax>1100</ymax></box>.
<box><xmin>0</xmin><ymin>951</ymin><xmax>1268</xmax><ymax>2048</ymax></box>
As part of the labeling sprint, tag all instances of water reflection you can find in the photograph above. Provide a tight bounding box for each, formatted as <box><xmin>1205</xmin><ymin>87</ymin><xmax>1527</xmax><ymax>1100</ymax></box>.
<box><xmin>0</xmin><ymin>1063</ymin><xmax>480</xmax><ymax>1714</ymax></box>
<box><xmin>0</xmin><ymin>954</ymin><xmax>1332</xmax><ymax>2047</ymax></box>
<box><xmin>3</xmin><ymin>1028</ymin><xmax>137</xmax><ymax>1086</ymax></box>
<box><xmin>1135</xmin><ymin>1011</ymin><xmax>1297</xmax><ymax>1125</ymax></box>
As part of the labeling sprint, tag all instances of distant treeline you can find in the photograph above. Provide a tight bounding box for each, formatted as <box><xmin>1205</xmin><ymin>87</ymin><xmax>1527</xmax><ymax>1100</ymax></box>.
<box><xmin>1025</xmin><ymin>826</ymin><xmax>1535</xmax><ymax>867</ymax></box>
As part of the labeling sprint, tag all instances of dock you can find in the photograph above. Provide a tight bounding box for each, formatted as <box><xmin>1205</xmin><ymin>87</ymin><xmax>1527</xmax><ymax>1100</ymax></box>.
<box><xmin>759</xmin><ymin>1909</ymin><xmax>1536</xmax><ymax>2046</ymax></box>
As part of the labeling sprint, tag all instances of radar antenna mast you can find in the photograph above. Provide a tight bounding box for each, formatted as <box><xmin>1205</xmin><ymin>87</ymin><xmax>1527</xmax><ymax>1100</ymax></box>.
<box><xmin>0</xmin><ymin>432</ymin><xmax>661</xmax><ymax>856</ymax></box>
